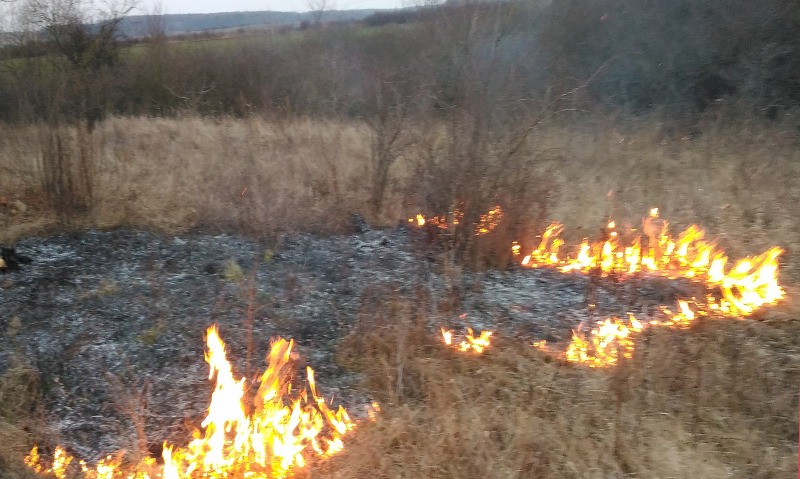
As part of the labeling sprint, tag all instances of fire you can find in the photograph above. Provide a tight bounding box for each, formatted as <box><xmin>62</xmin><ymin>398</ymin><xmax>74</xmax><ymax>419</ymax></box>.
<box><xmin>519</xmin><ymin>209</ymin><xmax>784</xmax><ymax>319</ymax></box>
<box><xmin>366</xmin><ymin>402</ymin><xmax>381</xmax><ymax>422</ymax></box>
<box><xmin>408</xmin><ymin>205</ymin><xmax>502</xmax><ymax>236</ymax></box>
<box><xmin>441</xmin><ymin>327</ymin><xmax>492</xmax><ymax>354</ymax></box>
<box><xmin>416</xmin><ymin>207</ymin><xmax>785</xmax><ymax>367</ymax></box>
<box><xmin>476</xmin><ymin>206</ymin><xmax>503</xmax><ymax>235</ymax></box>
<box><xmin>564</xmin><ymin>314</ymin><xmax>643</xmax><ymax>367</ymax></box>
<box><xmin>26</xmin><ymin>326</ymin><xmax>358</xmax><ymax>479</ymax></box>
<box><xmin>529</xmin><ymin>210</ymin><xmax>784</xmax><ymax>367</ymax></box>
<box><xmin>24</xmin><ymin>207</ymin><xmax>789</xmax><ymax>475</ymax></box>
<box><xmin>25</xmin><ymin>446</ymin><xmax>71</xmax><ymax>479</ymax></box>
<box><xmin>440</xmin><ymin>328</ymin><xmax>453</xmax><ymax>345</ymax></box>
<box><xmin>560</xmin><ymin>305</ymin><xmax>703</xmax><ymax>368</ymax></box>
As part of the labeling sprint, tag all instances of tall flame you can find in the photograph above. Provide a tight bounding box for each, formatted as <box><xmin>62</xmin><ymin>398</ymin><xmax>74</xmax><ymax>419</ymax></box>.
<box><xmin>26</xmin><ymin>326</ymin><xmax>358</xmax><ymax>479</ymax></box>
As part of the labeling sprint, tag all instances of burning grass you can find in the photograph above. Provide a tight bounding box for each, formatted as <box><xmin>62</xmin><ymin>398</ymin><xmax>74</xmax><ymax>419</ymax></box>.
<box><xmin>335</xmin><ymin>301</ymin><xmax>799</xmax><ymax>479</ymax></box>
<box><xmin>8</xmin><ymin>238</ymin><xmax>800</xmax><ymax>478</ymax></box>
<box><xmin>24</xmin><ymin>326</ymin><xmax>360</xmax><ymax>479</ymax></box>
<box><xmin>12</xmin><ymin>296</ymin><xmax>800</xmax><ymax>478</ymax></box>
<box><xmin>440</xmin><ymin>327</ymin><xmax>493</xmax><ymax>354</ymax></box>
<box><xmin>414</xmin><ymin>207</ymin><xmax>786</xmax><ymax>367</ymax></box>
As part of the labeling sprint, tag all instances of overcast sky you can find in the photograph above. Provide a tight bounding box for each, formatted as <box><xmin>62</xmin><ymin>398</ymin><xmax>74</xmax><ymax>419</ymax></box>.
<box><xmin>135</xmin><ymin>0</ymin><xmax>406</xmax><ymax>15</ymax></box>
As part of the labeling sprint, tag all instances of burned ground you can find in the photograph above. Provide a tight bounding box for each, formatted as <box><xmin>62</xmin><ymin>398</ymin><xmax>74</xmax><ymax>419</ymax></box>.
<box><xmin>0</xmin><ymin>224</ymin><xmax>709</xmax><ymax>463</ymax></box>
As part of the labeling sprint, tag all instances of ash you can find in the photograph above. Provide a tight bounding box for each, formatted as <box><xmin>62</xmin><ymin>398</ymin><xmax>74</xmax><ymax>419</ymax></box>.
<box><xmin>0</xmin><ymin>225</ymin><xmax>697</xmax><ymax>461</ymax></box>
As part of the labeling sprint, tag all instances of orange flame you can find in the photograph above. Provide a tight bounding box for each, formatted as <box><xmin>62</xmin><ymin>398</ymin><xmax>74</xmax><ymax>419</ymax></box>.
<box><xmin>560</xmin><ymin>301</ymin><xmax>703</xmax><ymax>367</ymax></box>
<box><xmin>409</xmin><ymin>205</ymin><xmax>503</xmax><ymax>236</ymax></box>
<box><xmin>441</xmin><ymin>327</ymin><xmax>492</xmax><ymax>354</ymax></box>
<box><xmin>520</xmin><ymin>210</ymin><xmax>784</xmax><ymax>320</ymax></box>
<box><xmin>537</xmin><ymin>210</ymin><xmax>784</xmax><ymax>367</ymax></box>
<box><xmin>564</xmin><ymin>314</ymin><xmax>644</xmax><ymax>367</ymax></box>
<box><xmin>416</xmin><ymin>207</ymin><xmax>785</xmax><ymax>367</ymax></box>
<box><xmin>476</xmin><ymin>207</ymin><xmax>503</xmax><ymax>235</ymax></box>
<box><xmin>26</xmin><ymin>326</ymin><xmax>359</xmax><ymax>478</ymax></box>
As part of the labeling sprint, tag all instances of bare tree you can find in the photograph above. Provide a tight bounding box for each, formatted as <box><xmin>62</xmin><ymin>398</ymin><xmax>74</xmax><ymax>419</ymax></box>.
<box><xmin>306</xmin><ymin>0</ymin><xmax>332</xmax><ymax>25</ymax></box>
<box><xmin>144</xmin><ymin>0</ymin><xmax>165</xmax><ymax>38</ymax></box>
<box><xmin>17</xmin><ymin>0</ymin><xmax>136</xmax><ymax>222</ymax></box>
<box><xmin>363</xmin><ymin>71</ymin><xmax>410</xmax><ymax>216</ymax></box>
<box><xmin>22</xmin><ymin>0</ymin><xmax>134</xmax><ymax>71</ymax></box>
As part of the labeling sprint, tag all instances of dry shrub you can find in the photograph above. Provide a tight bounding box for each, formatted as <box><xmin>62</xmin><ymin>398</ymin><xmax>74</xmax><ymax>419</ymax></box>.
<box><xmin>407</xmin><ymin>120</ymin><xmax>557</xmax><ymax>270</ymax></box>
<box><xmin>331</xmin><ymin>296</ymin><xmax>799</xmax><ymax>479</ymax></box>
<box><xmin>336</xmin><ymin>288</ymin><xmax>438</xmax><ymax>404</ymax></box>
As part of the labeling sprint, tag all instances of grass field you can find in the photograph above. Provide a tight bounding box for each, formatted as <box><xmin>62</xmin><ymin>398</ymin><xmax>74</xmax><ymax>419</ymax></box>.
<box><xmin>0</xmin><ymin>114</ymin><xmax>798</xmax><ymax>478</ymax></box>
<box><xmin>2</xmin><ymin>115</ymin><xmax>799</xmax><ymax>276</ymax></box>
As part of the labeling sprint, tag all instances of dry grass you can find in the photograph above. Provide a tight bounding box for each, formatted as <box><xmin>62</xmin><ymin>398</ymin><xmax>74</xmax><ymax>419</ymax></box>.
<box><xmin>0</xmin><ymin>116</ymin><xmax>408</xmax><ymax>241</ymax></box>
<box><xmin>331</xmin><ymin>294</ymin><xmax>799</xmax><ymax>479</ymax></box>
<box><xmin>1</xmin><ymin>114</ymin><xmax>799</xmax><ymax>478</ymax></box>
<box><xmin>2</xmin><ymin>115</ymin><xmax>798</xmax><ymax>276</ymax></box>
<box><xmin>0</xmin><ymin>364</ymin><xmax>43</xmax><ymax>479</ymax></box>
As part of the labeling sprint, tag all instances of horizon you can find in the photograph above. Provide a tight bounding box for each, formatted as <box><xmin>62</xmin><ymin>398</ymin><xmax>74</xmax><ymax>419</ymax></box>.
<box><xmin>135</xmin><ymin>0</ymin><xmax>407</xmax><ymax>15</ymax></box>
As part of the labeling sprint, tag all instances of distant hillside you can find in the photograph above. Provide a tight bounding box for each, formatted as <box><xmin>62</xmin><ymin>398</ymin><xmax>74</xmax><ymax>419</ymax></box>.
<box><xmin>119</xmin><ymin>9</ymin><xmax>386</xmax><ymax>37</ymax></box>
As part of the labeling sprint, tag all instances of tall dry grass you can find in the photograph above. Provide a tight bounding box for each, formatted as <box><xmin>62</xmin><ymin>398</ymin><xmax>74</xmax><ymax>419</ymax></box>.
<box><xmin>535</xmin><ymin>116</ymin><xmax>800</xmax><ymax>282</ymax></box>
<box><xmin>0</xmin><ymin>364</ymin><xmax>43</xmax><ymax>479</ymax></box>
<box><xmin>2</xmin><ymin>115</ymin><xmax>797</xmax><ymax>275</ymax></box>
<box><xmin>0</xmin><ymin>116</ymin><xmax>410</xmax><ymax>241</ymax></box>
<box><xmin>331</xmin><ymin>293</ymin><xmax>799</xmax><ymax>479</ymax></box>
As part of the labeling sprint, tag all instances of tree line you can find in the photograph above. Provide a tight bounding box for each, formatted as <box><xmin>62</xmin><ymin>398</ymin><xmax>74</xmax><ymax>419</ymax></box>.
<box><xmin>0</xmin><ymin>0</ymin><xmax>797</xmax><ymax>127</ymax></box>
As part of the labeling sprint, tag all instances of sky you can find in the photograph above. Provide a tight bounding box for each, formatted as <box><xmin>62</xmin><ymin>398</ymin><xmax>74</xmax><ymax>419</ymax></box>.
<box><xmin>135</xmin><ymin>0</ymin><xmax>406</xmax><ymax>15</ymax></box>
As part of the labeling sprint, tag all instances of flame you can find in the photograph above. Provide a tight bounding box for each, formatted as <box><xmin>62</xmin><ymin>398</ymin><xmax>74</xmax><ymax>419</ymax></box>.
<box><xmin>519</xmin><ymin>209</ymin><xmax>784</xmax><ymax>320</ymax></box>
<box><xmin>25</xmin><ymin>446</ymin><xmax>71</xmax><ymax>479</ymax></box>
<box><xmin>476</xmin><ymin>207</ymin><xmax>503</xmax><ymax>235</ymax></box>
<box><xmin>565</xmin><ymin>314</ymin><xmax>643</xmax><ymax>367</ymax></box>
<box><xmin>543</xmin><ymin>210</ymin><xmax>784</xmax><ymax>367</ymax></box>
<box><xmin>562</xmin><ymin>305</ymin><xmax>703</xmax><ymax>367</ymax></box>
<box><xmin>441</xmin><ymin>327</ymin><xmax>492</xmax><ymax>354</ymax></box>
<box><xmin>441</xmin><ymin>328</ymin><xmax>453</xmax><ymax>345</ymax></box>
<box><xmin>409</xmin><ymin>205</ymin><xmax>502</xmax><ymax>236</ymax></box>
<box><xmin>366</xmin><ymin>402</ymin><xmax>381</xmax><ymax>422</ymax></box>
<box><xmin>416</xmin><ymin>207</ymin><xmax>785</xmax><ymax>367</ymax></box>
<box><xmin>26</xmin><ymin>326</ymin><xmax>359</xmax><ymax>479</ymax></box>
